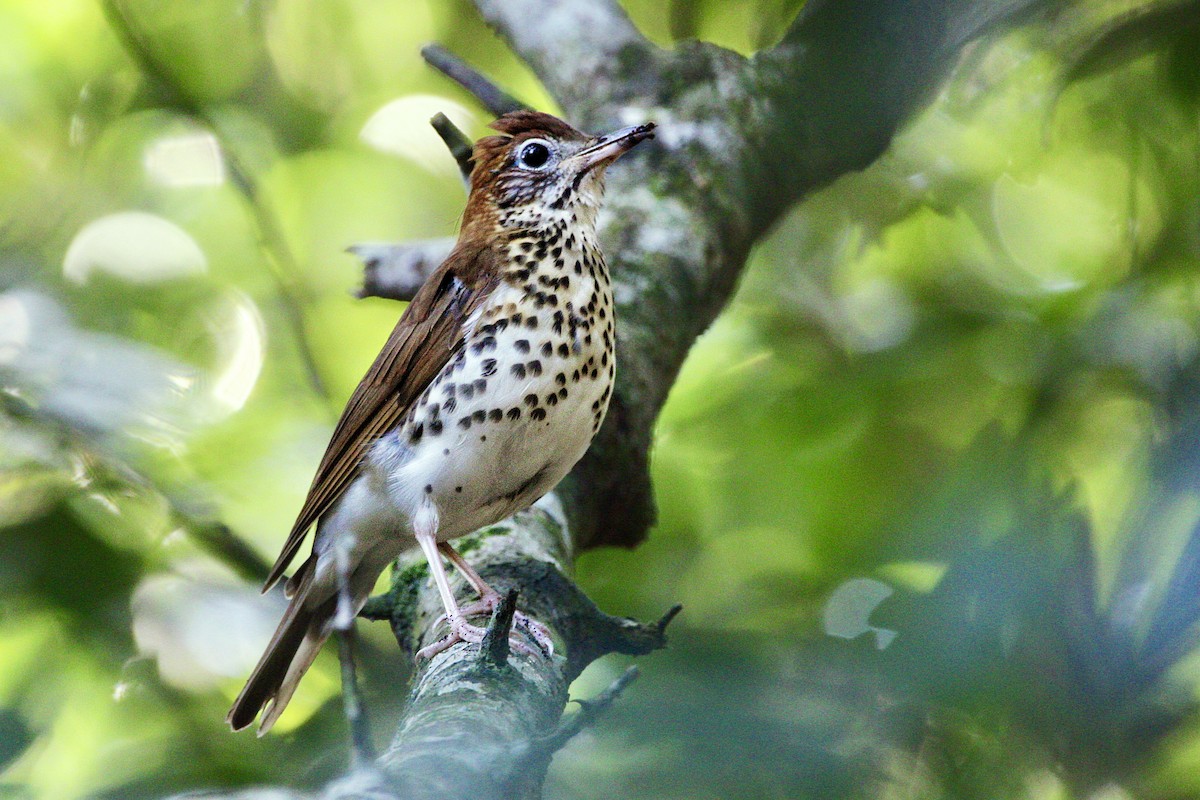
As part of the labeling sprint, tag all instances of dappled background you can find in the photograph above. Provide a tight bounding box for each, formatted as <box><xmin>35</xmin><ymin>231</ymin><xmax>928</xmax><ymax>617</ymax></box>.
<box><xmin>3</xmin><ymin>1</ymin><xmax>1200</xmax><ymax>798</ymax></box>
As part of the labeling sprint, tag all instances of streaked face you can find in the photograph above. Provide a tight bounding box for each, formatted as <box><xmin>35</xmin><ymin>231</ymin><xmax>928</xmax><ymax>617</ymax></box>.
<box><xmin>468</xmin><ymin>114</ymin><xmax>656</xmax><ymax>233</ymax></box>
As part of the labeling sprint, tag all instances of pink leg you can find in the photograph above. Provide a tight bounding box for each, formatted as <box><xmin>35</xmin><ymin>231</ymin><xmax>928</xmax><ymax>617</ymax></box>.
<box><xmin>413</xmin><ymin>532</ymin><xmax>490</xmax><ymax>660</ymax></box>
<box><xmin>437</xmin><ymin>542</ymin><xmax>500</xmax><ymax>599</ymax></box>
<box><xmin>434</xmin><ymin>541</ymin><xmax>555</xmax><ymax>657</ymax></box>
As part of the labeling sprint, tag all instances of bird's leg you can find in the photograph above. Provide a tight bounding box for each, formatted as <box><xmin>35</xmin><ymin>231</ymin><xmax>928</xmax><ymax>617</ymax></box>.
<box><xmin>414</xmin><ymin>531</ymin><xmax>491</xmax><ymax>660</ymax></box>
<box><xmin>436</xmin><ymin>542</ymin><xmax>554</xmax><ymax>656</ymax></box>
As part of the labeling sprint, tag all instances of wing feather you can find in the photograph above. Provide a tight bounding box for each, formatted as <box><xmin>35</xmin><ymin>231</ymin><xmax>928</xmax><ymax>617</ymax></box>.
<box><xmin>262</xmin><ymin>242</ymin><xmax>500</xmax><ymax>591</ymax></box>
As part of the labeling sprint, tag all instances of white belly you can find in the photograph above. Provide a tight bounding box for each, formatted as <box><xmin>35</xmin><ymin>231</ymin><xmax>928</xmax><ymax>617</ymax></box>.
<box><xmin>363</xmin><ymin>275</ymin><xmax>614</xmax><ymax>542</ymax></box>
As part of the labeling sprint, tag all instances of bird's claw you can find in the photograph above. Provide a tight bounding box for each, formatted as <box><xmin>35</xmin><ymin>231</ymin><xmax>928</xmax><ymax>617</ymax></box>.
<box><xmin>416</xmin><ymin>612</ymin><xmax>488</xmax><ymax>660</ymax></box>
<box><xmin>418</xmin><ymin>595</ymin><xmax>554</xmax><ymax>660</ymax></box>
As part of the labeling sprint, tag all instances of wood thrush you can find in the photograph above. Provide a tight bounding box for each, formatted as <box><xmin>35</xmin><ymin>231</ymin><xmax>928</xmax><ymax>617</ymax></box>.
<box><xmin>227</xmin><ymin>111</ymin><xmax>655</xmax><ymax>734</ymax></box>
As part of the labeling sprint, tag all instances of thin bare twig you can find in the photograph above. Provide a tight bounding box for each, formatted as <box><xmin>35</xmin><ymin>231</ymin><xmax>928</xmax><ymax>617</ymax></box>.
<box><xmin>337</xmin><ymin>628</ymin><xmax>377</xmax><ymax>766</ymax></box>
<box><xmin>431</xmin><ymin>112</ymin><xmax>476</xmax><ymax>183</ymax></box>
<box><xmin>535</xmin><ymin>665</ymin><xmax>641</xmax><ymax>754</ymax></box>
<box><xmin>479</xmin><ymin>589</ymin><xmax>519</xmax><ymax>667</ymax></box>
<box><xmin>421</xmin><ymin>44</ymin><xmax>528</xmax><ymax>116</ymax></box>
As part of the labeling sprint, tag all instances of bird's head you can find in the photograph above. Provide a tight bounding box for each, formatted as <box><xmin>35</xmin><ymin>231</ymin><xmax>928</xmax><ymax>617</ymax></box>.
<box><xmin>463</xmin><ymin>110</ymin><xmax>655</xmax><ymax>235</ymax></box>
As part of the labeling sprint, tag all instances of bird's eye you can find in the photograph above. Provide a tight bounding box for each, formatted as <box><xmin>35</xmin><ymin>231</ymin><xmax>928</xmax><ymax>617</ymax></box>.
<box><xmin>517</xmin><ymin>140</ymin><xmax>552</xmax><ymax>170</ymax></box>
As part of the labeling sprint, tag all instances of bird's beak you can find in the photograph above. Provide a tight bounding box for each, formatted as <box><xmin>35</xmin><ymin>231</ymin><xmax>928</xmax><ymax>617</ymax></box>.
<box><xmin>573</xmin><ymin>122</ymin><xmax>656</xmax><ymax>172</ymax></box>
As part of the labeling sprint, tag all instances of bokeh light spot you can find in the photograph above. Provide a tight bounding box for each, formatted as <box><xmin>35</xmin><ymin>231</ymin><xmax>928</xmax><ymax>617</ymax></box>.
<box><xmin>63</xmin><ymin>211</ymin><xmax>207</xmax><ymax>284</ymax></box>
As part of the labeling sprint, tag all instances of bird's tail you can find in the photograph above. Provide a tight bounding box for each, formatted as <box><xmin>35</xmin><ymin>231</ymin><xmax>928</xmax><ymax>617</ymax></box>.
<box><xmin>227</xmin><ymin>560</ymin><xmax>334</xmax><ymax>735</ymax></box>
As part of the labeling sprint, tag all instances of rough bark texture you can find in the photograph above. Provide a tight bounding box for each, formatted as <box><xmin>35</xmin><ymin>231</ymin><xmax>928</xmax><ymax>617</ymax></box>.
<box><xmin>183</xmin><ymin>0</ymin><xmax>1055</xmax><ymax>797</ymax></box>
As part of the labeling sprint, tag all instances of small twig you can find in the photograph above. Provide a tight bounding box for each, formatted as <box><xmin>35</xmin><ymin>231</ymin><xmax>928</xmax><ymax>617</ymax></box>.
<box><xmin>421</xmin><ymin>44</ymin><xmax>528</xmax><ymax>116</ymax></box>
<box><xmin>349</xmin><ymin>238</ymin><xmax>453</xmax><ymax>302</ymax></box>
<box><xmin>565</xmin><ymin>598</ymin><xmax>682</xmax><ymax>678</ymax></box>
<box><xmin>655</xmin><ymin>604</ymin><xmax>683</xmax><ymax>635</ymax></box>
<box><xmin>431</xmin><ymin>112</ymin><xmax>475</xmax><ymax>183</ymax></box>
<box><xmin>533</xmin><ymin>665</ymin><xmax>641</xmax><ymax>755</ymax></box>
<box><xmin>336</xmin><ymin>628</ymin><xmax>376</xmax><ymax>766</ymax></box>
<box><xmin>480</xmin><ymin>589</ymin><xmax>519</xmax><ymax>667</ymax></box>
<box><xmin>181</xmin><ymin>520</ymin><xmax>271</xmax><ymax>583</ymax></box>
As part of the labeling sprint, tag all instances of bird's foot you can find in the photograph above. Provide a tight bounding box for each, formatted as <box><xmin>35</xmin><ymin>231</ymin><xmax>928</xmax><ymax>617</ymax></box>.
<box><xmin>417</xmin><ymin>595</ymin><xmax>553</xmax><ymax>660</ymax></box>
<box><xmin>415</xmin><ymin>612</ymin><xmax>490</xmax><ymax>660</ymax></box>
<box><xmin>459</xmin><ymin>593</ymin><xmax>555</xmax><ymax>657</ymax></box>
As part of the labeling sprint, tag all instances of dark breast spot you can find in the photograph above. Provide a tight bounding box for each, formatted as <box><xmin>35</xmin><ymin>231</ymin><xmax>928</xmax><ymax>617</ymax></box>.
<box><xmin>470</xmin><ymin>335</ymin><xmax>497</xmax><ymax>354</ymax></box>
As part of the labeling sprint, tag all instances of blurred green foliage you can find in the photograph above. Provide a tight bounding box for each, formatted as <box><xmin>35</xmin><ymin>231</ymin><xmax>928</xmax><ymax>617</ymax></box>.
<box><xmin>2</xmin><ymin>1</ymin><xmax>1200</xmax><ymax>798</ymax></box>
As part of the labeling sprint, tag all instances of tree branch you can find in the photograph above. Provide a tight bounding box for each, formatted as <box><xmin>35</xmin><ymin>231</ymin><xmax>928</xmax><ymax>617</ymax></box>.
<box><xmin>347</xmin><ymin>500</ymin><xmax>677</xmax><ymax>800</ymax></box>
<box><xmin>749</xmin><ymin>0</ymin><xmax>1053</xmax><ymax>229</ymax></box>
<box><xmin>350</xmin><ymin>239</ymin><xmax>454</xmax><ymax>303</ymax></box>
<box><xmin>531</xmin><ymin>665</ymin><xmax>640</xmax><ymax>755</ymax></box>
<box><xmin>470</xmin><ymin>0</ymin><xmax>659</xmax><ymax>116</ymax></box>
<box><xmin>421</xmin><ymin>45</ymin><xmax>527</xmax><ymax>116</ymax></box>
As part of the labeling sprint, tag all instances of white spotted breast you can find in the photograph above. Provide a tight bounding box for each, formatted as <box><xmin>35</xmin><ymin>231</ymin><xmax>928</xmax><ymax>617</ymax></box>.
<box><xmin>368</xmin><ymin>230</ymin><xmax>615</xmax><ymax>541</ymax></box>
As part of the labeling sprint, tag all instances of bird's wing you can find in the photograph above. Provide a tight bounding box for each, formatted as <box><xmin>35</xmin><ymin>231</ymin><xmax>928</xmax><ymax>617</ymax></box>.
<box><xmin>262</xmin><ymin>241</ymin><xmax>502</xmax><ymax>591</ymax></box>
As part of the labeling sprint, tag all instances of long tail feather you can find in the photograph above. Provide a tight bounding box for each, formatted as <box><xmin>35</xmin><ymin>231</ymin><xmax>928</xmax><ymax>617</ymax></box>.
<box><xmin>227</xmin><ymin>562</ymin><xmax>333</xmax><ymax>735</ymax></box>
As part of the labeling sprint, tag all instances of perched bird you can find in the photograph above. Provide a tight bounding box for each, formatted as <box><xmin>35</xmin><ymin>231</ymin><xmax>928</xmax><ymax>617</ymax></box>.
<box><xmin>227</xmin><ymin>110</ymin><xmax>655</xmax><ymax>734</ymax></box>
